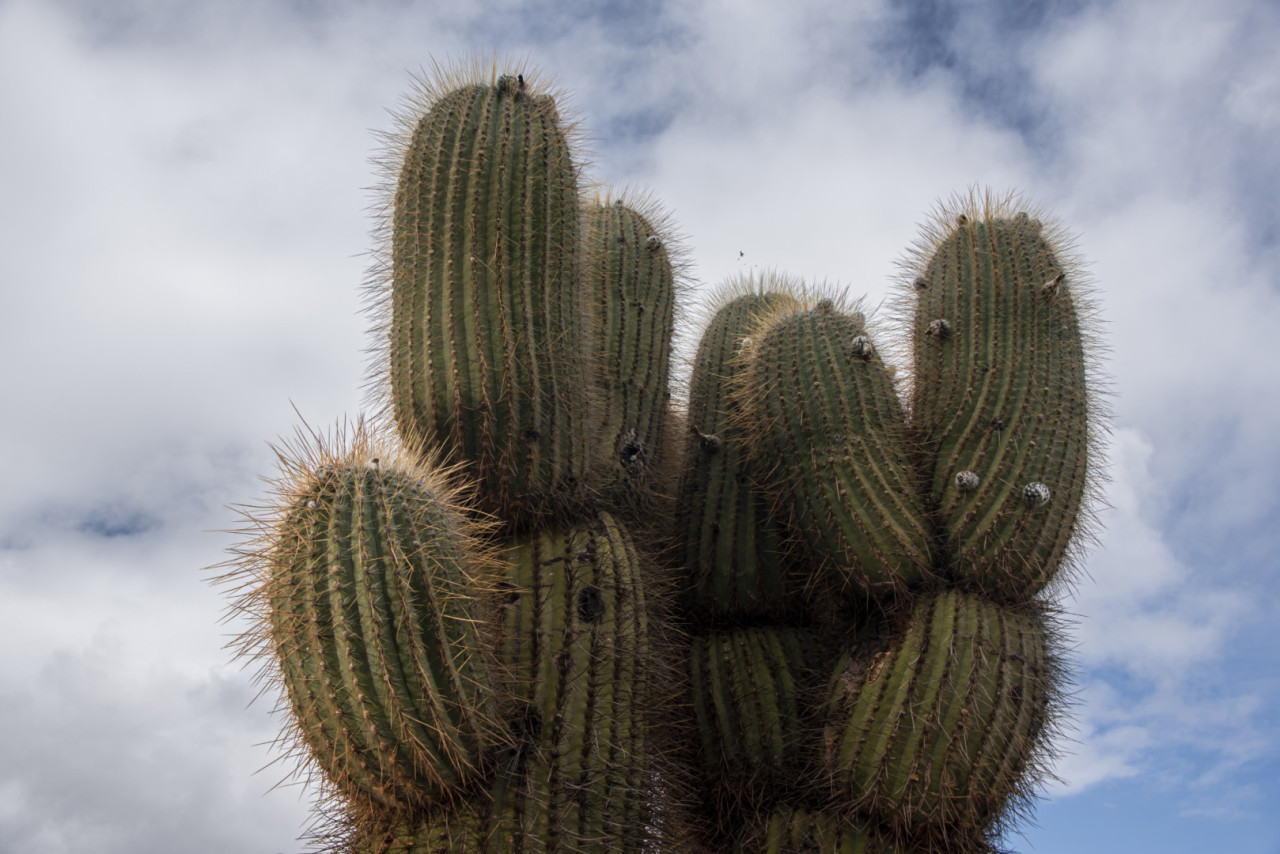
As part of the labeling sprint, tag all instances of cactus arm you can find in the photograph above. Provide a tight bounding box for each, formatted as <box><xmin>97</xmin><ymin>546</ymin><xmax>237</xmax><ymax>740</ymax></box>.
<box><xmin>909</xmin><ymin>203</ymin><xmax>1093</xmax><ymax>599</ymax></box>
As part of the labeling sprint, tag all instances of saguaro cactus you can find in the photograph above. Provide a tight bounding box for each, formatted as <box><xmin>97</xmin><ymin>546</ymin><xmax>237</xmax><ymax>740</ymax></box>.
<box><xmin>220</xmin><ymin>60</ymin><xmax>1104</xmax><ymax>854</ymax></box>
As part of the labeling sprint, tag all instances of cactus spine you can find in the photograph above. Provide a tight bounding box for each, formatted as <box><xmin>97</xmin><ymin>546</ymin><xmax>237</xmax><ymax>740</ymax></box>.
<box><xmin>222</xmin><ymin>63</ymin><xmax>1103</xmax><ymax>854</ymax></box>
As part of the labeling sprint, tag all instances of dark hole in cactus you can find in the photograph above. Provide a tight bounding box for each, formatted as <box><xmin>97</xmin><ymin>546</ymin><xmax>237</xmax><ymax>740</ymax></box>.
<box><xmin>508</xmin><ymin>702</ymin><xmax>543</xmax><ymax>765</ymax></box>
<box><xmin>521</xmin><ymin>426</ymin><xmax>541</xmax><ymax>443</ymax></box>
<box><xmin>577</xmin><ymin>585</ymin><xmax>606</xmax><ymax>623</ymax></box>
<box><xmin>618</xmin><ymin>429</ymin><xmax>645</xmax><ymax>472</ymax></box>
<box><xmin>620</xmin><ymin>441</ymin><xmax>644</xmax><ymax>469</ymax></box>
<box><xmin>497</xmin><ymin>579</ymin><xmax>521</xmax><ymax>606</ymax></box>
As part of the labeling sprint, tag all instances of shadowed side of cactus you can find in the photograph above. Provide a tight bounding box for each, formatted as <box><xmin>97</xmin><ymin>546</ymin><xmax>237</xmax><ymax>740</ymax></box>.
<box><xmin>676</xmin><ymin>277</ymin><xmax>804</xmax><ymax>620</ymax></box>
<box><xmin>906</xmin><ymin>194</ymin><xmax>1101</xmax><ymax>600</ymax></box>
<box><xmin>737</xmin><ymin>297</ymin><xmax>934</xmax><ymax>602</ymax></box>
<box><xmin>581</xmin><ymin>189</ymin><xmax>682</xmax><ymax>515</ymax></box>
<box><xmin>385</xmin><ymin>68</ymin><xmax>595</xmax><ymax>531</ymax></box>
<box><xmin>689</xmin><ymin>627</ymin><xmax>816</xmax><ymax>810</ymax></box>
<box><xmin>221</xmin><ymin>425</ymin><xmax>505</xmax><ymax>820</ymax></box>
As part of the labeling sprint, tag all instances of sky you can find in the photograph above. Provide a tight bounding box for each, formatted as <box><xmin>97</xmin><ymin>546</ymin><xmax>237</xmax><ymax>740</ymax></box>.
<box><xmin>1</xmin><ymin>0</ymin><xmax>1277</xmax><ymax>851</ymax></box>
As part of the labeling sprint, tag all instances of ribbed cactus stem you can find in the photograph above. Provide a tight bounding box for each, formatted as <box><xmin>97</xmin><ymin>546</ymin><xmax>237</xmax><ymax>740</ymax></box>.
<box><xmin>351</xmin><ymin>511</ymin><xmax>656</xmax><ymax>853</ymax></box>
<box><xmin>675</xmin><ymin>277</ymin><xmax>803</xmax><ymax>619</ymax></box>
<box><xmin>739</xmin><ymin>298</ymin><xmax>933</xmax><ymax>600</ymax></box>
<box><xmin>389</xmin><ymin>70</ymin><xmax>594</xmax><ymax>530</ymax></box>
<box><xmin>689</xmin><ymin>627</ymin><xmax>814</xmax><ymax>784</ymax></box>
<box><xmin>734</xmin><ymin>807</ymin><xmax>904</xmax><ymax>854</ymax></box>
<box><xmin>261</xmin><ymin>438</ymin><xmax>502</xmax><ymax>816</ymax></box>
<box><xmin>498</xmin><ymin>511</ymin><xmax>651</xmax><ymax>845</ymax></box>
<box><xmin>909</xmin><ymin>195</ymin><xmax>1093</xmax><ymax>599</ymax></box>
<box><xmin>821</xmin><ymin>589</ymin><xmax>1054</xmax><ymax>833</ymax></box>
<box><xmin>582</xmin><ymin>190</ymin><xmax>679</xmax><ymax>512</ymax></box>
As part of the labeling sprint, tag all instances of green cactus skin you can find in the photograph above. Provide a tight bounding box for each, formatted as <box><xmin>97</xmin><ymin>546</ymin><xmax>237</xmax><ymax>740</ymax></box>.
<box><xmin>732</xmin><ymin>807</ymin><xmax>904</xmax><ymax>854</ymax></box>
<box><xmin>909</xmin><ymin>199</ymin><xmax>1092</xmax><ymax>600</ymax></box>
<box><xmin>582</xmin><ymin>190</ymin><xmax>679</xmax><ymax>513</ymax></box>
<box><xmin>389</xmin><ymin>71</ymin><xmax>594</xmax><ymax>531</ymax></box>
<box><xmin>821</xmin><ymin>589</ymin><xmax>1052</xmax><ymax>834</ymax></box>
<box><xmin>263</xmin><ymin>443</ymin><xmax>501</xmax><ymax>816</ymax></box>
<box><xmin>676</xmin><ymin>279</ymin><xmax>803</xmax><ymax>619</ymax></box>
<box><xmin>689</xmin><ymin>627</ymin><xmax>815</xmax><ymax>788</ymax></box>
<box><xmin>740</xmin><ymin>299</ymin><xmax>934</xmax><ymax>601</ymax></box>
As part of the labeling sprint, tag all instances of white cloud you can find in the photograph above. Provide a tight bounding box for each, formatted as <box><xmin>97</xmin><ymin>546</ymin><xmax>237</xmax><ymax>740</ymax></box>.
<box><xmin>1047</xmin><ymin>428</ymin><xmax>1270</xmax><ymax>817</ymax></box>
<box><xmin>2</xmin><ymin>0</ymin><xmax>1279</xmax><ymax>850</ymax></box>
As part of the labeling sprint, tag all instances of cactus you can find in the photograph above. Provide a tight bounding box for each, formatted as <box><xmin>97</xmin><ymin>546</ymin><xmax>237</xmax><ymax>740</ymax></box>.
<box><xmin>676</xmin><ymin>279</ymin><xmax>801</xmax><ymax>619</ymax></box>
<box><xmin>821</xmin><ymin>590</ymin><xmax>1055</xmax><ymax>832</ymax></box>
<box><xmin>581</xmin><ymin>189</ymin><xmax>682</xmax><ymax>514</ymax></box>
<box><xmin>385</xmin><ymin>69</ymin><xmax>595</xmax><ymax>532</ymax></box>
<box><xmin>733</xmin><ymin>296</ymin><xmax>934</xmax><ymax>601</ymax></box>
<box><xmin>220</xmin><ymin>425</ymin><xmax>506</xmax><ymax>820</ymax></box>
<box><xmin>220</xmin><ymin>61</ymin><xmax>1104</xmax><ymax>854</ymax></box>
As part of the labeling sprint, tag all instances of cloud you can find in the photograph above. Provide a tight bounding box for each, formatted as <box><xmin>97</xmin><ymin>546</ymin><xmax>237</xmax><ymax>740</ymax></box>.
<box><xmin>2</xmin><ymin>0</ymin><xmax>1279</xmax><ymax>851</ymax></box>
<box><xmin>1047</xmin><ymin>428</ymin><xmax>1271</xmax><ymax>818</ymax></box>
